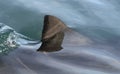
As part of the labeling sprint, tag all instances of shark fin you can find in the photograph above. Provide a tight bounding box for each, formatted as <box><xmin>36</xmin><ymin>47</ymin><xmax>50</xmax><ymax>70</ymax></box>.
<box><xmin>37</xmin><ymin>15</ymin><xmax>67</xmax><ymax>52</ymax></box>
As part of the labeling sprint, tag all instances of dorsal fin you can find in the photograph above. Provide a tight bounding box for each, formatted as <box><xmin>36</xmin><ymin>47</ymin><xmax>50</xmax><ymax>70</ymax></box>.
<box><xmin>37</xmin><ymin>15</ymin><xmax>67</xmax><ymax>52</ymax></box>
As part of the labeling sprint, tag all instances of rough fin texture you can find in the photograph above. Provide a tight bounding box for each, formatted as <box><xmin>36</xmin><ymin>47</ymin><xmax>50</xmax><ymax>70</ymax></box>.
<box><xmin>37</xmin><ymin>15</ymin><xmax>67</xmax><ymax>52</ymax></box>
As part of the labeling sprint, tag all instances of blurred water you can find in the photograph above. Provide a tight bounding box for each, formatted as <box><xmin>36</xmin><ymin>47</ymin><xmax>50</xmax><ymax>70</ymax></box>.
<box><xmin>0</xmin><ymin>0</ymin><xmax>120</xmax><ymax>74</ymax></box>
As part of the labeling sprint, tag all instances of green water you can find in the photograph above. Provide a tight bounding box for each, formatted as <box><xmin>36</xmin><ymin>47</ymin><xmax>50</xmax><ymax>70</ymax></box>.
<box><xmin>0</xmin><ymin>0</ymin><xmax>44</xmax><ymax>40</ymax></box>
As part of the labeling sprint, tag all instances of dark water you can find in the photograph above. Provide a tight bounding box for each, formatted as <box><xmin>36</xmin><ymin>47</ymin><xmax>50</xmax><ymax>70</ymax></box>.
<box><xmin>0</xmin><ymin>0</ymin><xmax>120</xmax><ymax>74</ymax></box>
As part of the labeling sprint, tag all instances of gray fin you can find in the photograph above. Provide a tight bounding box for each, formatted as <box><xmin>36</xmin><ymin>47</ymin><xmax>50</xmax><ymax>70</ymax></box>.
<box><xmin>37</xmin><ymin>15</ymin><xmax>67</xmax><ymax>52</ymax></box>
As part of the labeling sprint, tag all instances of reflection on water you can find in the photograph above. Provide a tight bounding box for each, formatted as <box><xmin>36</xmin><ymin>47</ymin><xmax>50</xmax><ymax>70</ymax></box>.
<box><xmin>0</xmin><ymin>44</ymin><xmax>120</xmax><ymax>74</ymax></box>
<box><xmin>0</xmin><ymin>0</ymin><xmax>120</xmax><ymax>74</ymax></box>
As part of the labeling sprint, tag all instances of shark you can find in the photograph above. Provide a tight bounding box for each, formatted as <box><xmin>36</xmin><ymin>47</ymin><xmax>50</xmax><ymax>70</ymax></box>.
<box><xmin>0</xmin><ymin>15</ymin><xmax>119</xmax><ymax>74</ymax></box>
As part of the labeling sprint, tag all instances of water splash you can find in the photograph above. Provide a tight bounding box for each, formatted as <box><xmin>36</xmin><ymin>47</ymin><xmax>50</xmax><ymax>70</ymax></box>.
<box><xmin>0</xmin><ymin>23</ymin><xmax>38</xmax><ymax>54</ymax></box>
<box><xmin>0</xmin><ymin>23</ymin><xmax>19</xmax><ymax>54</ymax></box>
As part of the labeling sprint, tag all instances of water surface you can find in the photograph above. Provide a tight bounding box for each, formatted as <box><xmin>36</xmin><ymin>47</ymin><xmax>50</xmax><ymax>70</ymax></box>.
<box><xmin>0</xmin><ymin>0</ymin><xmax>120</xmax><ymax>74</ymax></box>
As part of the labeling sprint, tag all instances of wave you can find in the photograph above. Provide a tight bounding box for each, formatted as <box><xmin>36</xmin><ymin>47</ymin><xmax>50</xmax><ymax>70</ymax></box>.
<box><xmin>0</xmin><ymin>23</ymin><xmax>39</xmax><ymax>54</ymax></box>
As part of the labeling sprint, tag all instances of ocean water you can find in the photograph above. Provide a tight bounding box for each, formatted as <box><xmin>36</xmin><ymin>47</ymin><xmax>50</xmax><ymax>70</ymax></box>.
<box><xmin>0</xmin><ymin>0</ymin><xmax>120</xmax><ymax>74</ymax></box>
